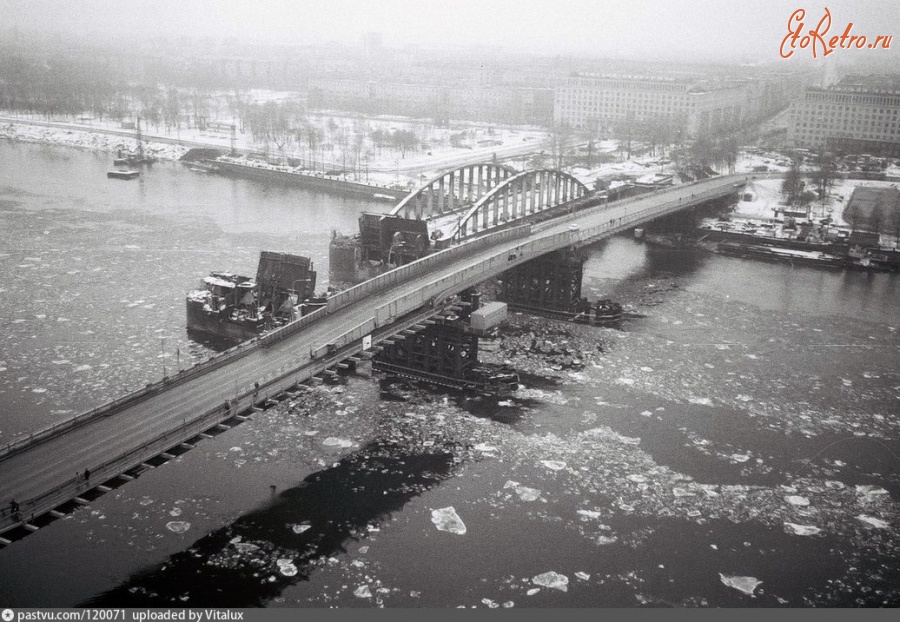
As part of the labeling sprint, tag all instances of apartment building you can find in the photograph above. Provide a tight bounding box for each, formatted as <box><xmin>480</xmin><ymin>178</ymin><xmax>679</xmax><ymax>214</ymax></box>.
<box><xmin>553</xmin><ymin>73</ymin><xmax>756</xmax><ymax>137</ymax></box>
<box><xmin>788</xmin><ymin>81</ymin><xmax>900</xmax><ymax>157</ymax></box>
<box><xmin>307</xmin><ymin>78</ymin><xmax>552</xmax><ymax>124</ymax></box>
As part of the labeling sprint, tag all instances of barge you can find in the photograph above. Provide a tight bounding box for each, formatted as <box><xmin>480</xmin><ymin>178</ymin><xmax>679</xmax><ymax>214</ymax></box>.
<box><xmin>716</xmin><ymin>242</ymin><xmax>845</xmax><ymax>269</ymax></box>
<box><xmin>205</xmin><ymin>157</ymin><xmax>408</xmax><ymax>202</ymax></box>
<box><xmin>186</xmin><ymin>251</ymin><xmax>325</xmax><ymax>343</ymax></box>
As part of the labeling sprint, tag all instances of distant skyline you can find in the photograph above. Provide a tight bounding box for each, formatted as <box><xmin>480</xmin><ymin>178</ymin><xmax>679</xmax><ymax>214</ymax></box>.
<box><xmin>1</xmin><ymin>0</ymin><xmax>898</xmax><ymax>64</ymax></box>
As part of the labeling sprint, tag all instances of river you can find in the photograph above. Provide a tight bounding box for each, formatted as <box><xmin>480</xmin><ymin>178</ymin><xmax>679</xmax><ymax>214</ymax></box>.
<box><xmin>0</xmin><ymin>141</ymin><xmax>897</xmax><ymax>607</ymax></box>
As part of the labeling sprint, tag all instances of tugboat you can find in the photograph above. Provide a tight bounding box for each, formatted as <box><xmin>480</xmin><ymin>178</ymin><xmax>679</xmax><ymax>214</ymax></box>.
<box><xmin>112</xmin><ymin>116</ymin><xmax>156</xmax><ymax>167</ymax></box>
<box><xmin>573</xmin><ymin>298</ymin><xmax>624</xmax><ymax>325</ymax></box>
<box><xmin>186</xmin><ymin>251</ymin><xmax>325</xmax><ymax>343</ymax></box>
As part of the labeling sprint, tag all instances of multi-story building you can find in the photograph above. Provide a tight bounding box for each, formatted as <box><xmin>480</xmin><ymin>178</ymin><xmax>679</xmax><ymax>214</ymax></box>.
<box><xmin>553</xmin><ymin>73</ymin><xmax>762</xmax><ymax>138</ymax></box>
<box><xmin>788</xmin><ymin>78</ymin><xmax>900</xmax><ymax>157</ymax></box>
<box><xmin>307</xmin><ymin>78</ymin><xmax>553</xmax><ymax>125</ymax></box>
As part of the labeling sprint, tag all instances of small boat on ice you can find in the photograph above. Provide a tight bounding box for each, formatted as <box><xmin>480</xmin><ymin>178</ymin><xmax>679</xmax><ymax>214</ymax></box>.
<box><xmin>107</xmin><ymin>169</ymin><xmax>140</xmax><ymax>180</ymax></box>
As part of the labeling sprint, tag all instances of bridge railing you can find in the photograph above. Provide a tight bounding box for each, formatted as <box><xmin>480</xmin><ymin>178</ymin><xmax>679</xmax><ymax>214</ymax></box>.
<box><xmin>0</xmin><ymin>317</ymin><xmax>282</xmax><ymax>462</ymax></box>
<box><xmin>0</xmin><ymin>390</ymin><xmax>259</xmax><ymax>531</ymax></box>
<box><xmin>0</xmin><ymin>225</ymin><xmax>535</xmax><ymax>461</ymax></box>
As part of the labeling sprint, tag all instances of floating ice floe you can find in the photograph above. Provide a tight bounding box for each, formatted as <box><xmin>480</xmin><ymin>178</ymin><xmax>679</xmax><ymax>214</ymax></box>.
<box><xmin>672</xmin><ymin>487</ymin><xmax>696</xmax><ymax>498</ymax></box>
<box><xmin>474</xmin><ymin>443</ymin><xmax>498</xmax><ymax>453</ymax></box>
<box><xmin>322</xmin><ymin>437</ymin><xmax>353</xmax><ymax>448</ymax></box>
<box><xmin>719</xmin><ymin>573</ymin><xmax>761</xmax><ymax>596</ymax></box>
<box><xmin>291</xmin><ymin>522</ymin><xmax>311</xmax><ymax>534</ymax></box>
<box><xmin>354</xmin><ymin>585</ymin><xmax>372</xmax><ymax>598</ymax></box>
<box><xmin>516</xmin><ymin>388</ymin><xmax>570</xmax><ymax>404</ymax></box>
<box><xmin>730</xmin><ymin>454</ymin><xmax>751</xmax><ymax>463</ymax></box>
<box><xmin>526</xmin><ymin>588</ymin><xmax>540</xmax><ymax>596</ymax></box>
<box><xmin>540</xmin><ymin>460</ymin><xmax>567</xmax><ymax>471</ymax></box>
<box><xmin>688</xmin><ymin>396</ymin><xmax>713</xmax><ymax>406</ymax></box>
<box><xmin>276</xmin><ymin>559</ymin><xmax>298</xmax><ymax>577</ymax></box>
<box><xmin>165</xmin><ymin>521</ymin><xmax>191</xmax><ymax>534</ymax></box>
<box><xmin>615</xmin><ymin>378</ymin><xmax>635</xmax><ymax>386</ymax></box>
<box><xmin>431</xmin><ymin>507</ymin><xmax>467</xmax><ymax>535</ymax></box>
<box><xmin>513</xmin><ymin>486</ymin><xmax>541</xmax><ymax>502</ymax></box>
<box><xmin>785</xmin><ymin>495</ymin><xmax>810</xmax><ymax>507</ymax></box>
<box><xmin>595</xmin><ymin>535</ymin><xmax>618</xmax><ymax>545</ymax></box>
<box><xmin>856</xmin><ymin>515</ymin><xmax>889</xmax><ymax>529</ymax></box>
<box><xmin>615</xmin><ymin>433</ymin><xmax>641</xmax><ymax>445</ymax></box>
<box><xmin>784</xmin><ymin>522</ymin><xmax>822</xmax><ymax>536</ymax></box>
<box><xmin>577</xmin><ymin>509</ymin><xmax>602</xmax><ymax>519</ymax></box>
<box><xmin>627</xmin><ymin>474</ymin><xmax>647</xmax><ymax>483</ymax></box>
<box><xmin>575</xmin><ymin>572</ymin><xmax>590</xmax><ymax>581</ymax></box>
<box><xmin>855</xmin><ymin>485</ymin><xmax>889</xmax><ymax>503</ymax></box>
<box><xmin>532</xmin><ymin>571</ymin><xmax>568</xmax><ymax>592</ymax></box>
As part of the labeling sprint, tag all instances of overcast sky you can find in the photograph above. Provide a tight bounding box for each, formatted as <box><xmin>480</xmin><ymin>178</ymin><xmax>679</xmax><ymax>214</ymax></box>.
<box><xmin>2</xmin><ymin>0</ymin><xmax>898</xmax><ymax>63</ymax></box>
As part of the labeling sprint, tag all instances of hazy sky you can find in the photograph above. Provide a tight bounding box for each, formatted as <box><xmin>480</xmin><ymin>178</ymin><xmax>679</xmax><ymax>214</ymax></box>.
<box><xmin>2</xmin><ymin>0</ymin><xmax>898</xmax><ymax>62</ymax></box>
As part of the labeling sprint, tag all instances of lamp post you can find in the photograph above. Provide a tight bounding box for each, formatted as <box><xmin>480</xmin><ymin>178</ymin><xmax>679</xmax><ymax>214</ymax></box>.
<box><xmin>159</xmin><ymin>336</ymin><xmax>167</xmax><ymax>379</ymax></box>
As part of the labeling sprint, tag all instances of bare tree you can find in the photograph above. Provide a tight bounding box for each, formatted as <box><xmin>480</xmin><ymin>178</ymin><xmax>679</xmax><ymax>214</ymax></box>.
<box><xmin>549</xmin><ymin>120</ymin><xmax>572</xmax><ymax>169</ymax></box>
<box><xmin>781</xmin><ymin>159</ymin><xmax>803</xmax><ymax>206</ymax></box>
<box><xmin>809</xmin><ymin>150</ymin><xmax>838</xmax><ymax>203</ymax></box>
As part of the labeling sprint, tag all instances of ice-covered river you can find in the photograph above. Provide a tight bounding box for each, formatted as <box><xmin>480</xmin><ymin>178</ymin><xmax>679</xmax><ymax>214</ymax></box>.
<box><xmin>0</xmin><ymin>141</ymin><xmax>897</xmax><ymax>607</ymax></box>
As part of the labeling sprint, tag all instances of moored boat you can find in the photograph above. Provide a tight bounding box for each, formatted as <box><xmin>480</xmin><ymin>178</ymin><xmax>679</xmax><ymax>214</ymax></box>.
<box><xmin>107</xmin><ymin>169</ymin><xmax>140</xmax><ymax>180</ymax></box>
<box><xmin>186</xmin><ymin>251</ymin><xmax>323</xmax><ymax>343</ymax></box>
<box><xmin>717</xmin><ymin>242</ymin><xmax>844</xmax><ymax>268</ymax></box>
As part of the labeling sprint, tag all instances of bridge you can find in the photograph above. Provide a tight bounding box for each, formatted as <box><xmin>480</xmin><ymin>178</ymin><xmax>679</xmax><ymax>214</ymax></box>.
<box><xmin>389</xmin><ymin>164</ymin><xmax>589</xmax><ymax>243</ymax></box>
<box><xmin>0</xmin><ymin>170</ymin><xmax>752</xmax><ymax>545</ymax></box>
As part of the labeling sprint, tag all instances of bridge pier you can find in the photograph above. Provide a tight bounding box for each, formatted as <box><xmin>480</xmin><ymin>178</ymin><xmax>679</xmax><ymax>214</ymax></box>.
<box><xmin>498</xmin><ymin>249</ymin><xmax>623</xmax><ymax>324</ymax></box>
<box><xmin>374</xmin><ymin>322</ymin><xmax>478</xmax><ymax>383</ymax></box>
<box><xmin>372</xmin><ymin>290</ymin><xmax>517</xmax><ymax>393</ymax></box>
<box><xmin>499</xmin><ymin>248</ymin><xmax>585</xmax><ymax>314</ymax></box>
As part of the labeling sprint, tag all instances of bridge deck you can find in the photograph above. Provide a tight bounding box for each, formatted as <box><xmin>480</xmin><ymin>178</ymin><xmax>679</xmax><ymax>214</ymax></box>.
<box><xmin>0</xmin><ymin>173</ymin><xmax>750</xmax><ymax>537</ymax></box>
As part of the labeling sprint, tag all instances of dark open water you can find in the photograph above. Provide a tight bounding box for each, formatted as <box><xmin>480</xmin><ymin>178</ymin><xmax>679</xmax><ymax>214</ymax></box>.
<box><xmin>0</xmin><ymin>141</ymin><xmax>897</xmax><ymax>607</ymax></box>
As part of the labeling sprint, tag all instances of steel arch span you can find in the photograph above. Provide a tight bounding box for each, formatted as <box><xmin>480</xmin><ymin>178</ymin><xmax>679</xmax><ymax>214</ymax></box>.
<box><xmin>389</xmin><ymin>163</ymin><xmax>519</xmax><ymax>220</ymax></box>
<box><xmin>449</xmin><ymin>169</ymin><xmax>588</xmax><ymax>240</ymax></box>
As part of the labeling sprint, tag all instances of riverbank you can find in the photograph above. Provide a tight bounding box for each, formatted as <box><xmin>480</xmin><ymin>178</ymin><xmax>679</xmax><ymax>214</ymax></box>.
<box><xmin>0</xmin><ymin>117</ymin><xmax>190</xmax><ymax>161</ymax></box>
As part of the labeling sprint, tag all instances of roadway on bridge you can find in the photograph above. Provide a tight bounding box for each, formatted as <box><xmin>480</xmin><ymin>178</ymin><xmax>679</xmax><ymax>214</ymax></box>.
<box><xmin>0</xmin><ymin>173</ymin><xmax>751</xmax><ymax>529</ymax></box>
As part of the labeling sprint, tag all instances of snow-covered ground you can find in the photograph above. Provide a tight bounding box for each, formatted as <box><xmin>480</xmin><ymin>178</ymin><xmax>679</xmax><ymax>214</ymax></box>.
<box><xmin>0</xmin><ymin>109</ymin><xmax>548</xmax><ymax>187</ymax></box>
<box><xmin>707</xmin><ymin>176</ymin><xmax>900</xmax><ymax>249</ymax></box>
<box><xmin>0</xmin><ymin>118</ymin><xmax>191</xmax><ymax>161</ymax></box>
